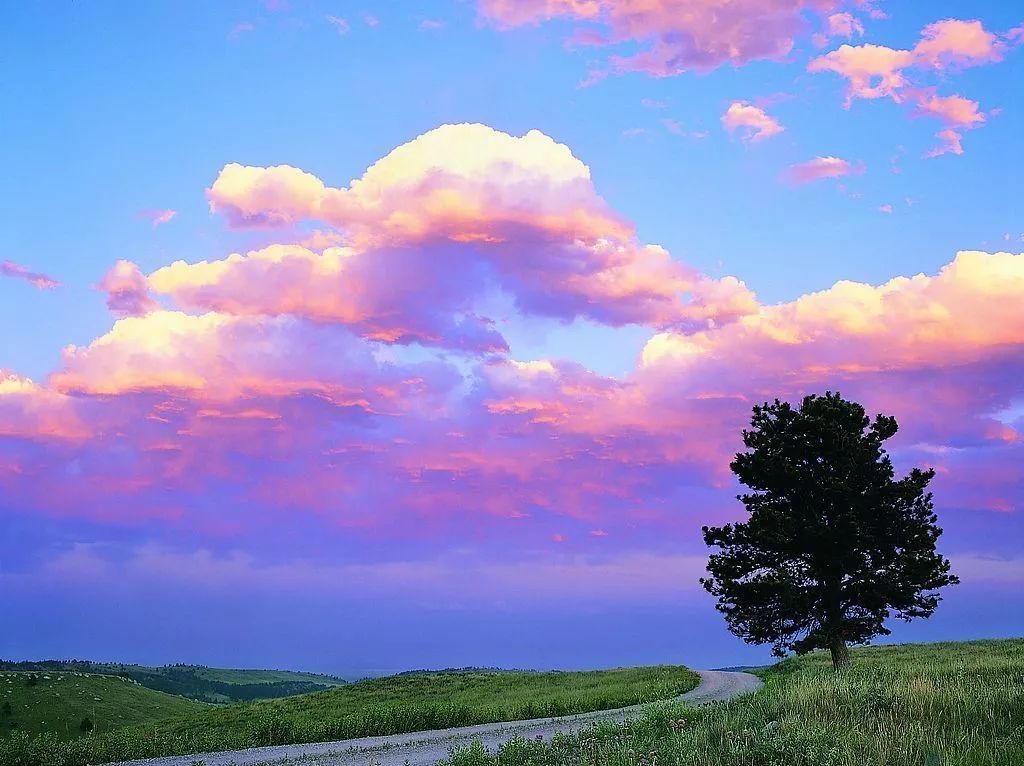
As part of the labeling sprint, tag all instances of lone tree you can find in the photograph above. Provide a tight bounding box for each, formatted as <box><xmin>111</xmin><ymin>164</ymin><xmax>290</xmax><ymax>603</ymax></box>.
<box><xmin>701</xmin><ymin>392</ymin><xmax>959</xmax><ymax>669</ymax></box>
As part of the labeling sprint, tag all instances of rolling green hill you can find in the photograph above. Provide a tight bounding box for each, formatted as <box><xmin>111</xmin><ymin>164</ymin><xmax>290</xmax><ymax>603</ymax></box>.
<box><xmin>0</xmin><ymin>671</ymin><xmax>199</xmax><ymax>741</ymax></box>
<box><xmin>441</xmin><ymin>638</ymin><xmax>1024</xmax><ymax>766</ymax></box>
<box><xmin>0</xmin><ymin>661</ymin><xmax>346</xmax><ymax>704</ymax></box>
<box><xmin>0</xmin><ymin>664</ymin><xmax>700</xmax><ymax>765</ymax></box>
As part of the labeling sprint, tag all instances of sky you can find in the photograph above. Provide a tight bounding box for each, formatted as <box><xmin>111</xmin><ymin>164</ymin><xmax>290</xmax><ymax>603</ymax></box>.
<box><xmin>2</xmin><ymin>1</ymin><xmax>1023</xmax><ymax>675</ymax></box>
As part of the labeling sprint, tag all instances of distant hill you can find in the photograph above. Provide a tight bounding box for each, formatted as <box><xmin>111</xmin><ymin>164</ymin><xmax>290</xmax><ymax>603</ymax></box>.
<box><xmin>0</xmin><ymin>661</ymin><xmax>346</xmax><ymax>704</ymax></box>
<box><xmin>394</xmin><ymin>666</ymin><xmax>526</xmax><ymax>676</ymax></box>
<box><xmin>0</xmin><ymin>670</ymin><xmax>199</xmax><ymax>740</ymax></box>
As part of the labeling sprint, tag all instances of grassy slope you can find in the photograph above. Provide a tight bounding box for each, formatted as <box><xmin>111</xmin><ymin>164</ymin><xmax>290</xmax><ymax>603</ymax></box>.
<box><xmin>182</xmin><ymin>667</ymin><xmax>346</xmax><ymax>685</ymax></box>
<box><xmin>0</xmin><ymin>662</ymin><xmax>346</xmax><ymax>704</ymax></box>
<box><xmin>441</xmin><ymin>638</ymin><xmax>1024</xmax><ymax>766</ymax></box>
<box><xmin>0</xmin><ymin>665</ymin><xmax>700</xmax><ymax>766</ymax></box>
<box><xmin>0</xmin><ymin>672</ymin><xmax>199</xmax><ymax>741</ymax></box>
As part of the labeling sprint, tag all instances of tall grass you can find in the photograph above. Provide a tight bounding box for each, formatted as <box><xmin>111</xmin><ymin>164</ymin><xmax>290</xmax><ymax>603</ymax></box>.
<box><xmin>441</xmin><ymin>638</ymin><xmax>1024</xmax><ymax>766</ymax></box>
<box><xmin>0</xmin><ymin>665</ymin><xmax>699</xmax><ymax>766</ymax></box>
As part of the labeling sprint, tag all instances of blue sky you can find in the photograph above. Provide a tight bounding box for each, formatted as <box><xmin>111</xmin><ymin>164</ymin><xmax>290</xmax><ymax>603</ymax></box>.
<box><xmin>5</xmin><ymin>1</ymin><xmax>1021</xmax><ymax>380</ymax></box>
<box><xmin>2</xmin><ymin>1</ymin><xmax>1023</xmax><ymax>672</ymax></box>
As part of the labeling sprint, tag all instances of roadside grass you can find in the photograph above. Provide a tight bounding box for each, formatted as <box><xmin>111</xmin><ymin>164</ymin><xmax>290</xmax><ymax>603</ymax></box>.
<box><xmin>0</xmin><ymin>665</ymin><xmax>699</xmax><ymax>766</ymax></box>
<box><xmin>440</xmin><ymin>638</ymin><xmax>1023</xmax><ymax>766</ymax></box>
<box><xmin>0</xmin><ymin>672</ymin><xmax>199</xmax><ymax>741</ymax></box>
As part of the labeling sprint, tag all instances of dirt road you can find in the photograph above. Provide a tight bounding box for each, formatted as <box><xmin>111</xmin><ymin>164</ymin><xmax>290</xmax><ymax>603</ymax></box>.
<box><xmin>113</xmin><ymin>670</ymin><xmax>762</xmax><ymax>766</ymax></box>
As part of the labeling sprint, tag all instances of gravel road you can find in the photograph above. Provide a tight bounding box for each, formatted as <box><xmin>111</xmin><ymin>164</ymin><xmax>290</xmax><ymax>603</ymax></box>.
<box><xmin>111</xmin><ymin>670</ymin><xmax>762</xmax><ymax>766</ymax></box>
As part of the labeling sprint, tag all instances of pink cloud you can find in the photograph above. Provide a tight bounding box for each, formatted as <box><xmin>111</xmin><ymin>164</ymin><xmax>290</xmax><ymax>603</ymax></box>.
<box><xmin>812</xmin><ymin>11</ymin><xmax>864</xmax><ymax>47</ymax></box>
<box><xmin>478</xmin><ymin>0</ymin><xmax>866</xmax><ymax>78</ymax></box>
<box><xmin>641</xmin><ymin>250</ymin><xmax>1024</xmax><ymax>381</ymax></box>
<box><xmin>910</xmin><ymin>90</ymin><xmax>986</xmax><ymax>157</ymax></box>
<box><xmin>1</xmin><ymin>260</ymin><xmax>60</xmax><ymax>290</ymax></box>
<box><xmin>809</xmin><ymin>17</ymin><xmax>1019</xmax><ymax>156</ymax></box>
<box><xmin>913</xmin><ymin>19</ymin><xmax>1006</xmax><ymax>70</ymax></box>
<box><xmin>136</xmin><ymin>208</ymin><xmax>177</xmax><ymax>228</ymax></box>
<box><xmin>97</xmin><ymin>259</ymin><xmax>160</xmax><ymax>317</ymax></box>
<box><xmin>808</xmin><ymin>43</ymin><xmax>914</xmax><ymax>104</ymax></box>
<box><xmin>4</xmin><ymin>248</ymin><xmax>1024</xmax><ymax>615</ymax></box>
<box><xmin>721</xmin><ymin>101</ymin><xmax>784</xmax><ymax>142</ymax></box>
<box><xmin>783</xmin><ymin>156</ymin><xmax>863</xmax><ymax>184</ymax></box>
<box><xmin>810</xmin><ymin>19</ymin><xmax>1012</xmax><ymax>105</ymax></box>
<box><xmin>0</xmin><ymin>371</ymin><xmax>84</xmax><ymax>439</ymax></box>
<box><xmin>6</xmin><ymin>126</ymin><xmax>1024</xmax><ymax>619</ymax></box>
<box><xmin>826</xmin><ymin>11</ymin><xmax>864</xmax><ymax>38</ymax></box>
<box><xmin>202</xmin><ymin>124</ymin><xmax>756</xmax><ymax>340</ymax></box>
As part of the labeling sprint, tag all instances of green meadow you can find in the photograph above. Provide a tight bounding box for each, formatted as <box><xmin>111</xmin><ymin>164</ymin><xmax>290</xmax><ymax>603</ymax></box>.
<box><xmin>443</xmin><ymin>638</ymin><xmax>1024</xmax><ymax>766</ymax></box>
<box><xmin>0</xmin><ymin>665</ymin><xmax>699</xmax><ymax>766</ymax></box>
<box><xmin>0</xmin><ymin>672</ymin><xmax>199</xmax><ymax>740</ymax></box>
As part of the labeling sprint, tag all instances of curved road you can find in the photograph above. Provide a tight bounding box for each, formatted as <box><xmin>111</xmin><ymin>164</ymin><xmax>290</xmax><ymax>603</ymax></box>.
<box><xmin>113</xmin><ymin>670</ymin><xmax>762</xmax><ymax>766</ymax></box>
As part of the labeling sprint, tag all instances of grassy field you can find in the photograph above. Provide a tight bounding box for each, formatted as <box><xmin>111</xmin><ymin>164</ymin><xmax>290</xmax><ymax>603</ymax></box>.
<box><xmin>0</xmin><ymin>661</ymin><xmax>347</xmax><ymax>704</ymax></box>
<box><xmin>0</xmin><ymin>665</ymin><xmax>700</xmax><ymax>766</ymax></box>
<box><xmin>441</xmin><ymin>638</ymin><xmax>1023</xmax><ymax>766</ymax></box>
<box><xmin>0</xmin><ymin>672</ymin><xmax>199</xmax><ymax>741</ymax></box>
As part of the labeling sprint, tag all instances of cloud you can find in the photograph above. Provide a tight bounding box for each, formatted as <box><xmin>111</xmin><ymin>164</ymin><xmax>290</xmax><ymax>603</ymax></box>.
<box><xmin>641</xmin><ymin>250</ymin><xmax>1024</xmax><ymax>385</ymax></box>
<box><xmin>913</xmin><ymin>19</ymin><xmax>1006</xmax><ymax>70</ymax></box>
<box><xmin>146</xmin><ymin>244</ymin><xmax>509</xmax><ymax>352</ymax></box>
<box><xmin>808</xmin><ymin>43</ymin><xmax>914</xmax><ymax>104</ymax></box>
<box><xmin>910</xmin><ymin>90</ymin><xmax>986</xmax><ymax>157</ymax></box>
<box><xmin>203</xmin><ymin>124</ymin><xmax>756</xmax><ymax>342</ymax></box>
<box><xmin>1</xmin><ymin>260</ymin><xmax>60</xmax><ymax>290</ymax></box>
<box><xmin>809</xmin><ymin>17</ymin><xmax>1019</xmax><ymax>155</ymax></box>
<box><xmin>97</xmin><ymin>260</ymin><xmax>160</xmax><ymax>317</ymax></box>
<box><xmin>326</xmin><ymin>15</ymin><xmax>350</xmax><ymax>35</ymax></box>
<box><xmin>137</xmin><ymin>209</ymin><xmax>177</xmax><ymax>228</ymax></box>
<box><xmin>477</xmin><ymin>0</ymin><xmax>867</xmax><ymax>79</ymax></box>
<box><xmin>721</xmin><ymin>101</ymin><xmax>784</xmax><ymax>142</ymax></box>
<box><xmin>812</xmin><ymin>11</ymin><xmax>864</xmax><ymax>47</ymax></box>
<box><xmin>783</xmin><ymin>156</ymin><xmax>862</xmax><ymax>184</ymax></box>
<box><xmin>6</xmin><ymin>124</ymin><xmax>1024</xmax><ymax>625</ymax></box>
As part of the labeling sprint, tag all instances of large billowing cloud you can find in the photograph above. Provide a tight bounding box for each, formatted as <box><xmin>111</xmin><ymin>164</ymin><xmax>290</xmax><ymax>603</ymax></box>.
<box><xmin>3</xmin><ymin>125</ymin><xmax>1023</xmax><ymax>635</ymax></box>
<box><xmin>478</xmin><ymin>0</ymin><xmax>868</xmax><ymax>79</ymax></box>
<box><xmin>178</xmin><ymin>124</ymin><xmax>758</xmax><ymax>347</ymax></box>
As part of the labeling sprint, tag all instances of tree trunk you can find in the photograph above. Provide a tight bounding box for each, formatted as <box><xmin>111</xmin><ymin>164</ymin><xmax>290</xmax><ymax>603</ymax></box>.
<box><xmin>830</xmin><ymin>637</ymin><xmax>851</xmax><ymax>670</ymax></box>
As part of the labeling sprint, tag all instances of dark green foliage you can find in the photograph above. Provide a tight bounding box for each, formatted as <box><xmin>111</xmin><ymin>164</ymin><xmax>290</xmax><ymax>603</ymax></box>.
<box><xmin>77</xmin><ymin>718</ymin><xmax>92</xmax><ymax>735</ymax></box>
<box><xmin>1</xmin><ymin>702</ymin><xmax>11</xmax><ymax>716</ymax></box>
<box><xmin>701</xmin><ymin>393</ymin><xmax>959</xmax><ymax>668</ymax></box>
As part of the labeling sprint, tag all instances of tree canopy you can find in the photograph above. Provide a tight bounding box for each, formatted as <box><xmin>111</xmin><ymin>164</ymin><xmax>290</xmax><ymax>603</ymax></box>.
<box><xmin>701</xmin><ymin>392</ymin><xmax>959</xmax><ymax>668</ymax></box>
